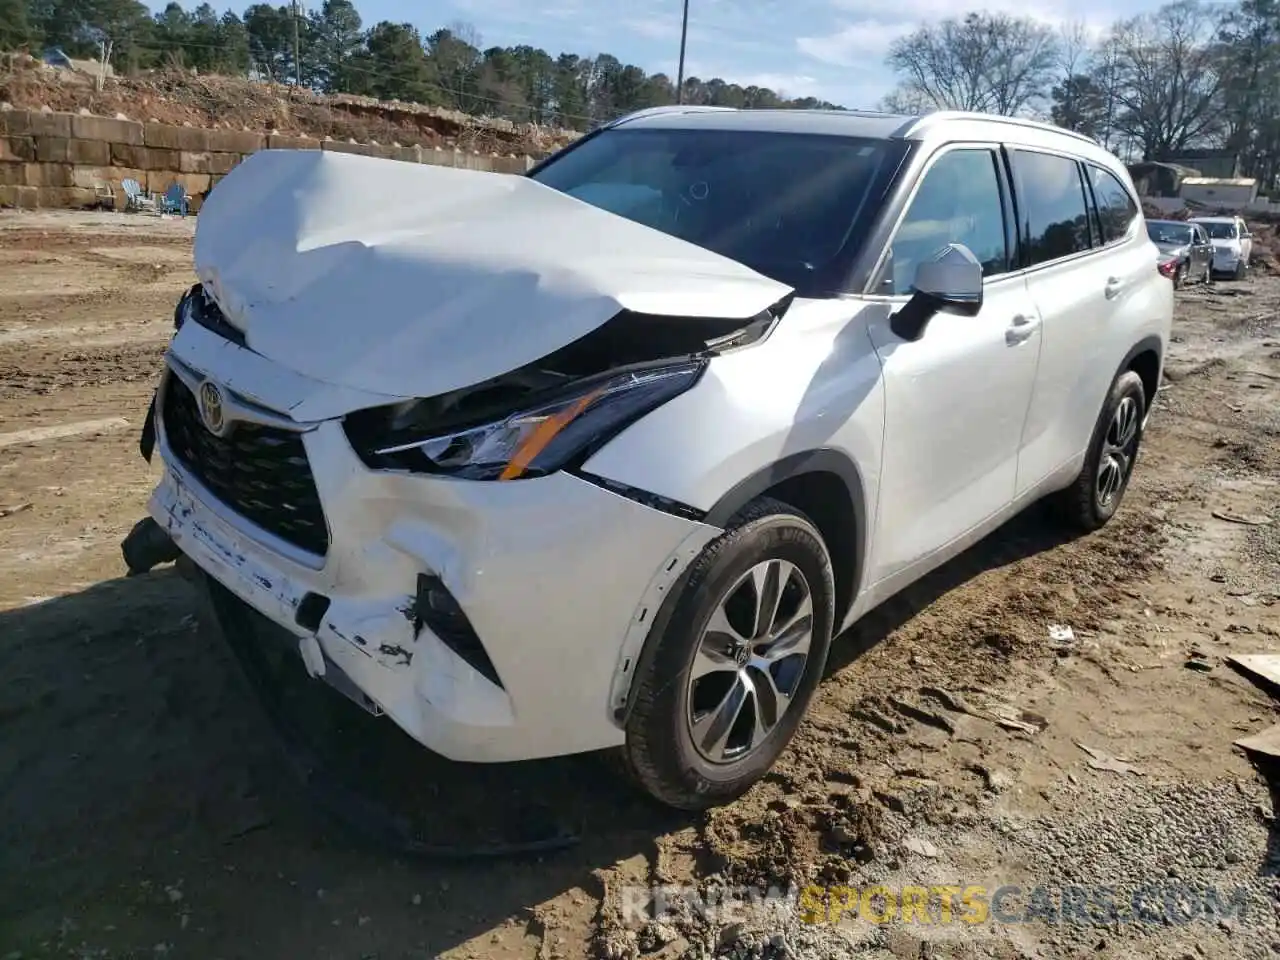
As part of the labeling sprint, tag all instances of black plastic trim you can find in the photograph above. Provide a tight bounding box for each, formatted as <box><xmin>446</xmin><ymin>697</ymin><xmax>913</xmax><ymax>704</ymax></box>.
<box><xmin>570</xmin><ymin>470</ymin><xmax>707</xmax><ymax>523</ymax></box>
<box><xmin>1117</xmin><ymin>334</ymin><xmax>1165</xmax><ymax>401</ymax></box>
<box><xmin>295</xmin><ymin>593</ymin><xmax>331</xmax><ymax>633</ymax></box>
<box><xmin>140</xmin><ymin>390</ymin><xmax>157</xmax><ymax>462</ymax></box>
<box><xmin>413</xmin><ymin>574</ymin><xmax>504</xmax><ymax>690</ymax></box>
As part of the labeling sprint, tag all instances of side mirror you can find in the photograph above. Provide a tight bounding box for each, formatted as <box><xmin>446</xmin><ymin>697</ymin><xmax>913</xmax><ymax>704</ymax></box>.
<box><xmin>890</xmin><ymin>243</ymin><xmax>984</xmax><ymax>342</ymax></box>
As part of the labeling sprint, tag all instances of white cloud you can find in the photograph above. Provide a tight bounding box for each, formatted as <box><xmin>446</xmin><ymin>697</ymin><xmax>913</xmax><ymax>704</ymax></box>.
<box><xmin>796</xmin><ymin>0</ymin><xmax>1119</xmax><ymax>70</ymax></box>
<box><xmin>622</xmin><ymin>17</ymin><xmax>679</xmax><ymax>40</ymax></box>
<box><xmin>796</xmin><ymin>21</ymin><xmax>913</xmax><ymax>66</ymax></box>
<box><xmin>734</xmin><ymin>72</ymin><xmax>821</xmax><ymax>95</ymax></box>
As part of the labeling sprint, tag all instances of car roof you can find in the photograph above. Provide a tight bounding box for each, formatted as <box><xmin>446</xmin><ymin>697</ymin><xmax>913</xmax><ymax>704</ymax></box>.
<box><xmin>1188</xmin><ymin>216</ymin><xmax>1236</xmax><ymax>222</ymax></box>
<box><xmin>607</xmin><ymin>105</ymin><xmax>1119</xmax><ymax>169</ymax></box>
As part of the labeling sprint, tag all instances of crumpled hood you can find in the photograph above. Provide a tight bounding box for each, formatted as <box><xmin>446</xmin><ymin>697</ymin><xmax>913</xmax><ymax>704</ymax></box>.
<box><xmin>1154</xmin><ymin>241</ymin><xmax>1188</xmax><ymax>257</ymax></box>
<box><xmin>193</xmin><ymin>149</ymin><xmax>792</xmax><ymax>399</ymax></box>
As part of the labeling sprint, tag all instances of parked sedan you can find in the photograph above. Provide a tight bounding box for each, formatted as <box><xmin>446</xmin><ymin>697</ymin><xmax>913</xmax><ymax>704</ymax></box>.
<box><xmin>1146</xmin><ymin>219</ymin><xmax>1213</xmax><ymax>287</ymax></box>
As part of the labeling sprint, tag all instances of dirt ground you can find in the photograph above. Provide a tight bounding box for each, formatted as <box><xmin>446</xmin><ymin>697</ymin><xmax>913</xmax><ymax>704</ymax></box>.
<box><xmin>1</xmin><ymin>210</ymin><xmax>1278</xmax><ymax>960</ymax></box>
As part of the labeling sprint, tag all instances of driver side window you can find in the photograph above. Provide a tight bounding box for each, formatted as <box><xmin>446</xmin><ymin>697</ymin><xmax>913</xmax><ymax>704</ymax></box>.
<box><xmin>876</xmin><ymin>148</ymin><xmax>1010</xmax><ymax>296</ymax></box>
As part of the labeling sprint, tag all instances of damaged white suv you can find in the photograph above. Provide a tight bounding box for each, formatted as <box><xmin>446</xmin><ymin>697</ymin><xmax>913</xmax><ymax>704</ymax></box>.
<box><xmin>139</xmin><ymin>106</ymin><xmax>1171</xmax><ymax>810</ymax></box>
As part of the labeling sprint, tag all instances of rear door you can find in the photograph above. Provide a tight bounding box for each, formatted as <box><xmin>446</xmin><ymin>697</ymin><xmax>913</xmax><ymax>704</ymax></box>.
<box><xmin>1012</xmin><ymin>152</ymin><xmax>1145</xmax><ymax>496</ymax></box>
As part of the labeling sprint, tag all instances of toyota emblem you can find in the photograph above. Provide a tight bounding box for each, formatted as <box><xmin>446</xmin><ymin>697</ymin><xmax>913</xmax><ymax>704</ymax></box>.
<box><xmin>197</xmin><ymin>380</ymin><xmax>227</xmax><ymax>436</ymax></box>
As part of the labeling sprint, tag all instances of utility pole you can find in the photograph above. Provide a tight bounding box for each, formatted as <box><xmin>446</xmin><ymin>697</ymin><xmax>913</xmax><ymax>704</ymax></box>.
<box><xmin>291</xmin><ymin>0</ymin><xmax>302</xmax><ymax>86</ymax></box>
<box><xmin>675</xmin><ymin>0</ymin><xmax>689</xmax><ymax>104</ymax></box>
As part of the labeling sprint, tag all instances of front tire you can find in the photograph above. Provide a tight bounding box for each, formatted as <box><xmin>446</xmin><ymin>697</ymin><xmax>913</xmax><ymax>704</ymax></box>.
<box><xmin>622</xmin><ymin>497</ymin><xmax>835</xmax><ymax>811</ymax></box>
<box><xmin>1174</xmin><ymin>262</ymin><xmax>1187</xmax><ymax>289</ymax></box>
<box><xmin>1052</xmin><ymin>370</ymin><xmax>1146</xmax><ymax>532</ymax></box>
<box><xmin>1234</xmin><ymin>259</ymin><xmax>1247</xmax><ymax>281</ymax></box>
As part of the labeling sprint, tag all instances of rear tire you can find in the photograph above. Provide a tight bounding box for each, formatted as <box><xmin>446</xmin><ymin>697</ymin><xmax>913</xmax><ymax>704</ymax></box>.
<box><xmin>622</xmin><ymin>497</ymin><xmax>835</xmax><ymax>811</ymax></box>
<box><xmin>1052</xmin><ymin>370</ymin><xmax>1146</xmax><ymax>533</ymax></box>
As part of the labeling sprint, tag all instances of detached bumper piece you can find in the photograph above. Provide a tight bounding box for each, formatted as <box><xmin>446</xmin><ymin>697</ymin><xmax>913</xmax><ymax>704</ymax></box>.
<box><xmin>121</xmin><ymin>516</ymin><xmax>182</xmax><ymax>576</ymax></box>
<box><xmin>201</xmin><ymin>575</ymin><xmax>582</xmax><ymax>859</ymax></box>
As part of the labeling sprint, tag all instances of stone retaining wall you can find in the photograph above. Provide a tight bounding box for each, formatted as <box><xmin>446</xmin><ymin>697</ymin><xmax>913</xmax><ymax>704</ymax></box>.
<box><xmin>0</xmin><ymin>108</ymin><xmax>538</xmax><ymax>212</ymax></box>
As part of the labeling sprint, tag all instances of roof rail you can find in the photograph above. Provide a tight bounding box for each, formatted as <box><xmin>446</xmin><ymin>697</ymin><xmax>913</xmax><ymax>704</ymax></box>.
<box><xmin>893</xmin><ymin>111</ymin><xmax>1100</xmax><ymax>147</ymax></box>
<box><xmin>603</xmin><ymin>105</ymin><xmax>739</xmax><ymax>129</ymax></box>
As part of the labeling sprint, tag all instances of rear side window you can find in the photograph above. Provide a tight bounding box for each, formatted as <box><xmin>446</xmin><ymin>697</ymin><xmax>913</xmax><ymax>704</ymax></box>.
<box><xmin>1009</xmin><ymin>150</ymin><xmax>1091</xmax><ymax>267</ymax></box>
<box><xmin>1088</xmin><ymin>165</ymin><xmax>1138</xmax><ymax>244</ymax></box>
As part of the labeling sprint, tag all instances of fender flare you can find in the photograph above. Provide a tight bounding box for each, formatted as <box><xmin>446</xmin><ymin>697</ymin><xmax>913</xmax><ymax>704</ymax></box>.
<box><xmin>615</xmin><ymin>449</ymin><xmax>870</xmax><ymax>727</ymax></box>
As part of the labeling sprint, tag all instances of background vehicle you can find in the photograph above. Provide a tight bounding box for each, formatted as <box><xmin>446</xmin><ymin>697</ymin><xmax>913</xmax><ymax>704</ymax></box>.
<box><xmin>1189</xmin><ymin>215</ymin><xmax>1253</xmax><ymax>279</ymax></box>
<box><xmin>142</xmin><ymin>107</ymin><xmax>1173</xmax><ymax>811</ymax></box>
<box><xmin>1147</xmin><ymin>219</ymin><xmax>1213</xmax><ymax>287</ymax></box>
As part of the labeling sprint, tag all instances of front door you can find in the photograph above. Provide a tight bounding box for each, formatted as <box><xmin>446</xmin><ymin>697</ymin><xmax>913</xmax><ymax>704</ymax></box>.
<box><xmin>865</xmin><ymin>144</ymin><xmax>1042</xmax><ymax>586</ymax></box>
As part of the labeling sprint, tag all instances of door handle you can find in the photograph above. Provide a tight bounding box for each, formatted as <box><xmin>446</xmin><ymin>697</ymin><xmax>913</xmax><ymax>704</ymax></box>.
<box><xmin>1006</xmin><ymin>314</ymin><xmax>1040</xmax><ymax>345</ymax></box>
<box><xmin>1104</xmin><ymin>276</ymin><xmax>1125</xmax><ymax>299</ymax></box>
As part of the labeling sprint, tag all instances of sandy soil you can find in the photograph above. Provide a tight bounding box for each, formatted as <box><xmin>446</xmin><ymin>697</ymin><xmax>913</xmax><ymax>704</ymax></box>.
<box><xmin>1</xmin><ymin>210</ymin><xmax>1278</xmax><ymax>960</ymax></box>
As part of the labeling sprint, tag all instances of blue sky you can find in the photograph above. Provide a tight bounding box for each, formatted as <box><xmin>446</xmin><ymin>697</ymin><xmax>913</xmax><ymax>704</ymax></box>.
<box><xmin>147</xmin><ymin>0</ymin><xmax>1174</xmax><ymax>107</ymax></box>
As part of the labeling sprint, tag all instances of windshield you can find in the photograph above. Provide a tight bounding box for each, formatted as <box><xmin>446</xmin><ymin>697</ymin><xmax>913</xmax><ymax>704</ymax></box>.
<box><xmin>1147</xmin><ymin>222</ymin><xmax>1193</xmax><ymax>245</ymax></box>
<box><xmin>529</xmin><ymin>127</ymin><xmax>891</xmax><ymax>291</ymax></box>
<box><xmin>1197</xmin><ymin>221</ymin><xmax>1238</xmax><ymax>240</ymax></box>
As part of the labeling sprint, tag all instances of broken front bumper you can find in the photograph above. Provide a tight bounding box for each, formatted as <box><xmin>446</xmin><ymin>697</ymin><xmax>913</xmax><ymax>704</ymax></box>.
<box><xmin>148</xmin><ymin>406</ymin><xmax>718</xmax><ymax>763</ymax></box>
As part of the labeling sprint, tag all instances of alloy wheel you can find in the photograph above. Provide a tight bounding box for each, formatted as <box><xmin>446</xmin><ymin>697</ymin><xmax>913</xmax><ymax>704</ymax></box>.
<box><xmin>685</xmin><ymin>559</ymin><xmax>814</xmax><ymax>765</ymax></box>
<box><xmin>1096</xmin><ymin>395</ymin><xmax>1140</xmax><ymax>508</ymax></box>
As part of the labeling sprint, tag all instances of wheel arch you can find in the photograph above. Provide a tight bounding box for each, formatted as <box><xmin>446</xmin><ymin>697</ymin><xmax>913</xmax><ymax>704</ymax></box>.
<box><xmin>613</xmin><ymin>448</ymin><xmax>869</xmax><ymax>728</ymax></box>
<box><xmin>703</xmin><ymin>449</ymin><xmax>868</xmax><ymax>630</ymax></box>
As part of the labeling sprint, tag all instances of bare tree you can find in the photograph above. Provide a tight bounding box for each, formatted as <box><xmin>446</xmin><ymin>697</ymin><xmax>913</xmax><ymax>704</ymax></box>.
<box><xmin>1057</xmin><ymin>20</ymin><xmax>1094</xmax><ymax>78</ymax></box>
<box><xmin>885</xmin><ymin>12</ymin><xmax>1061</xmax><ymax>116</ymax></box>
<box><xmin>1105</xmin><ymin>0</ymin><xmax>1223</xmax><ymax>160</ymax></box>
<box><xmin>878</xmin><ymin>84</ymin><xmax>937</xmax><ymax>115</ymax></box>
<box><xmin>1215</xmin><ymin>0</ymin><xmax>1280</xmax><ymax>186</ymax></box>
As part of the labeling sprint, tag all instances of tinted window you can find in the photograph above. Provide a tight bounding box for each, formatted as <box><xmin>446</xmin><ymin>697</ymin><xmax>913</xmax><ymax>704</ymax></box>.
<box><xmin>878</xmin><ymin>148</ymin><xmax>1009</xmax><ymax>296</ymax></box>
<box><xmin>1089</xmin><ymin>166</ymin><xmax>1138</xmax><ymax>244</ymax></box>
<box><xmin>1010</xmin><ymin>150</ymin><xmax>1091</xmax><ymax>266</ymax></box>
<box><xmin>1147</xmin><ymin>221</ymin><xmax>1193</xmax><ymax>245</ymax></box>
<box><xmin>529</xmin><ymin>128</ymin><xmax>890</xmax><ymax>292</ymax></box>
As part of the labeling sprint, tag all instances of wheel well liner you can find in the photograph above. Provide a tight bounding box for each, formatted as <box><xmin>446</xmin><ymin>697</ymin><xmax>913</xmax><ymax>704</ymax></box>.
<box><xmin>1118</xmin><ymin>335</ymin><xmax>1163</xmax><ymax>414</ymax></box>
<box><xmin>704</xmin><ymin>449</ymin><xmax>867</xmax><ymax>627</ymax></box>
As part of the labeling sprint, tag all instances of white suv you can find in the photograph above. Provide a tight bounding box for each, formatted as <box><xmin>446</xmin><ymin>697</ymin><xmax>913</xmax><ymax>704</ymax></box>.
<box><xmin>137</xmin><ymin>107</ymin><xmax>1172</xmax><ymax>811</ymax></box>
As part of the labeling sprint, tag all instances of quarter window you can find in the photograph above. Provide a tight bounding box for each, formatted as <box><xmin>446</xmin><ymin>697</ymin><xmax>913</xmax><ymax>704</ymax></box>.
<box><xmin>877</xmin><ymin>148</ymin><xmax>1010</xmax><ymax>296</ymax></box>
<box><xmin>1010</xmin><ymin>150</ymin><xmax>1092</xmax><ymax>266</ymax></box>
<box><xmin>1088</xmin><ymin>165</ymin><xmax>1138</xmax><ymax>244</ymax></box>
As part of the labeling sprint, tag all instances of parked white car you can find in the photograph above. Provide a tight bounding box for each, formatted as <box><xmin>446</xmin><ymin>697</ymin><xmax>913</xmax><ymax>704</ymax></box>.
<box><xmin>139</xmin><ymin>107</ymin><xmax>1173</xmax><ymax>811</ymax></box>
<box><xmin>1189</xmin><ymin>215</ymin><xmax>1253</xmax><ymax>280</ymax></box>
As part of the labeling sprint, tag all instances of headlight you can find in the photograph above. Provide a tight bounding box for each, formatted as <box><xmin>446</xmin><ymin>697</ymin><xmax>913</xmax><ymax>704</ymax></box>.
<box><xmin>367</xmin><ymin>361</ymin><xmax>704</xmax><ymax>480</ymax></box>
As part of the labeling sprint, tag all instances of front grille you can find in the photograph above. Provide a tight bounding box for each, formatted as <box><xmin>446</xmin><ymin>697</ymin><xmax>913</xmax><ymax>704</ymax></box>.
<box><xmin>161</xmin><ymin>374</ymin><xmax>330</xmax><ymax>557</ymax></box>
